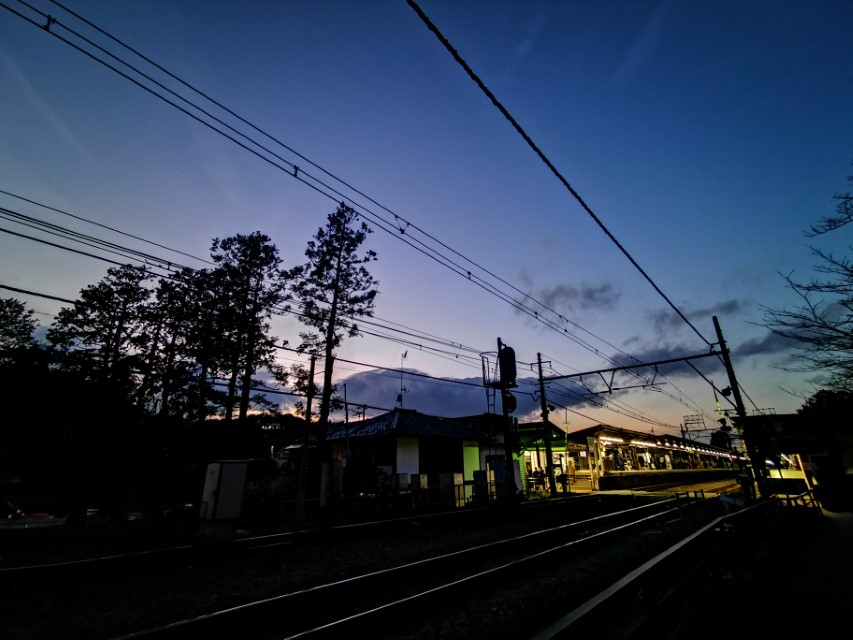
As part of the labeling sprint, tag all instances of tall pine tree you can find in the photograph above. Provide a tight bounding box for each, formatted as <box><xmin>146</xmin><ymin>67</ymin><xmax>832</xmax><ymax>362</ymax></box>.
<box><xmin>289</xmin><ymin>204</ymin><xmax>379</xmax><ymax>433</ymax></box>
<box><xmin>209</xmin><ymin>232</ymin><xmax>289</xmax><ymax>422</ymax></box>
<box><xmin>47</xmin><ymin>264</ymin><xmax>151</xmax><ymax>395</ymax></box>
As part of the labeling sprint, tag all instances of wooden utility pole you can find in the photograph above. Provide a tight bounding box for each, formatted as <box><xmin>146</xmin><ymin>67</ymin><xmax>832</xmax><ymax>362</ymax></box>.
<box><xmin>537</xmin><ymin>353</ymin><xmax>557</xmax><ymax>497</ymax></box>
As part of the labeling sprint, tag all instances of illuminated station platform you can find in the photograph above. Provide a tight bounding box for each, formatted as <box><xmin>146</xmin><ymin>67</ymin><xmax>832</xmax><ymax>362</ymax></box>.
<box><xmin>521</xmin><ymin>423</ymin><xmax>742</xmax><ymax>493</ymax></box>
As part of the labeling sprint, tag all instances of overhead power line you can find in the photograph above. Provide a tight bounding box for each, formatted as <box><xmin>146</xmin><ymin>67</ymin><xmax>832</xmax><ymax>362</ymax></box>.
<box><xmin>42</xmin><ymin>0</ymin><xmax>622</xmax><ymax>361</ymax></box>
<box><xmin>1</xmin><ymin>0</ymin><xmax>684</xmax><ymax>378</ymax></box>
<box><xmin>406</xmin><ymin>0</ymin><xmax>713</xmax><ymax>347</ymax></box>
<box><xmin>0</xmin><ymin>194</ymin><xmax>491</xmax><ymax>373</ymax></box>
<box><xmin>0</xmin><ymin>283</ymin><xmax>76</xmax><ymax>305</ymax></box>
<box><xmin>0</xmin><ymin>189</ymin><xmax>212</xmax><ymax>266</ymax></box>
<box><xmin>1</xmin><ymin>281</ymin><xmax>486</xmax><ymax>416</ymax></box>
<box><xmin>5</xmin><ymin>277</ymin><xmax>692</xmax><ymax>430</ymax></box>
<box><xmin>1</xmin><ymin>1</ymin><xmax>741</xmax><ymax>428</ymax></box>
<box><xmin>0</xmin><ymin>225</ymin><xmax>129</xmax><ymax>269</ymax></box>
<box><xmin>406</xmin><ymin>0</ymin><xmax>733</xmax><ymax>424</ymax></box>
<box><xmin>0</xmin><ymin>206</ymin><xmax>191</xmax><ymax>272</ymax></box>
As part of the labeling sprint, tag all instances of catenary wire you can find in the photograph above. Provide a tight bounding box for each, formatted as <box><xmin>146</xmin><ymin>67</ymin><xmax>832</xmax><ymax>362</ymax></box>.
<box><xmin>1</xmin><ymin>199</ymin><xmax>724</xmax><ymax>430</ymax></box>
<box><xmin>541</xmin><ymin>354</ymin><xmax>712</xmax><ymax>420</ymax></box>
<box><xmin>3</xmin><ymin>278</ymin><xmax>680</xmax><ymax>429</ymax></box>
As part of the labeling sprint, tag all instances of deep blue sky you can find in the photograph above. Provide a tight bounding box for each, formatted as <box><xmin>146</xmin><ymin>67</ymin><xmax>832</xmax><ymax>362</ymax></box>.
<box><xmin>2</xmin><ymin>1</ymin><xmax>852</xmax><ymax>439</ymax></box>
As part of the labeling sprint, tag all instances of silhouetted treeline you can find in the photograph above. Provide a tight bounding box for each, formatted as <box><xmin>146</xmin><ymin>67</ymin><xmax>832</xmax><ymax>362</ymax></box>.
<box><xmin>36</xmin><ymin>231</ymin><xmax>289</xmax><ymax>424</ymax></box>
<box><xmin>0</xmin><ymin>207</ymin><xmax>379</xmax><ymax>523</ymax></box>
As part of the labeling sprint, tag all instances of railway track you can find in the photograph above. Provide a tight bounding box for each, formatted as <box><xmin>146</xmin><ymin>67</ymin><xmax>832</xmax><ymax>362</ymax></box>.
<box><xmin>1</xmin><ymin>488</ymin><xmax>740</xmax><ymax>639</ymax></box>
<box><xmin>2</xmin><ymin>490</ymin><xmax>697</xmax><ymax>569</ymax></box>
<box><xmin>114</xmin><ymin>496</ymin><xmax>716</xmax><ymax>640</ymax></box>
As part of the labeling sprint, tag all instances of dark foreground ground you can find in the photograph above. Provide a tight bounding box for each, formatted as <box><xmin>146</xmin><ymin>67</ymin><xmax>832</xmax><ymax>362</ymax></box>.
<box><xmin>3</xmin><ymin>486</ymin><xmax>849</xmax><ymax>639</ymax></box>
<box><xmin>670</xmin><ymin>507</ymin><xmax>853</xmax><ymax>637</ymax></box>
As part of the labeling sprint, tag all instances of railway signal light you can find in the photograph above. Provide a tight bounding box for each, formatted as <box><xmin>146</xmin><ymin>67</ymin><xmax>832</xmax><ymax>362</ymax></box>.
<box><xmin>498</xmin><ymin>345</ymin><xmax>517</xmax><ymax>388</ymax></box>
<box><xmin>502</xmin><ymin>389</ymin><xmax>517</xmax><ymax>414</ymax></box>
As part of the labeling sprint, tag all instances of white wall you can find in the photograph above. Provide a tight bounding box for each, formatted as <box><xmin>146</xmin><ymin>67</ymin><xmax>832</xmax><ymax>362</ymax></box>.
<box><xmin>396</xmin><ymin>437</ymin><xmax>419</xmax><ymax>475</ymax></box>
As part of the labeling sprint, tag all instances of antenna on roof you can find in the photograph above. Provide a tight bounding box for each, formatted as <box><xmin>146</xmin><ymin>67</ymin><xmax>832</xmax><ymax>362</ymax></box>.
<box><xmin>398</xmin><ymin>351</ymin><xmax>408</xmax><ymax>408</ymax></box>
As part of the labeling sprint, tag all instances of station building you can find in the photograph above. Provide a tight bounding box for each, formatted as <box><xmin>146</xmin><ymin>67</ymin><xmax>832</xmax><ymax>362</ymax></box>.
<box><xmin>318</xmin><ymin>410</ymin><xmax>741</xmax><ymax>502</ymax></box>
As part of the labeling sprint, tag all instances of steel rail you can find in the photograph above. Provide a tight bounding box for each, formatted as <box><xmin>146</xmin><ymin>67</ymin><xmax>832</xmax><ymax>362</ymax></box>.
<box><xmin>114</xmin><ymin>498</ymin><xmax>701</xmax><ymax>639</ymax></box>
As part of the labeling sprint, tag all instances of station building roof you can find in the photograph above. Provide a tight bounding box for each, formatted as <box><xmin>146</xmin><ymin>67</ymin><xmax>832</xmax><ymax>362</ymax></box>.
<box><xmin>325</xmin><ymin>408</ymin><xmax>485</xmax><ymax>442</ymax></box>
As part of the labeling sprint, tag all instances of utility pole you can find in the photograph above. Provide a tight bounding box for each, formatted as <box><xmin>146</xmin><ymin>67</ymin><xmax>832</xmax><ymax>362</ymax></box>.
<box><xmin>306</xmin><ymin>354</ymin><xmax>316</xmax><ymax>427</ymax></box>
<box><xmin>398</xmin><ymin>351</ymin><xmax>408</xmax><ymax>408</ymax></box>
<box><xmin>537</xmin><ymin>353</ymin><xmax>557</xmax><ymax>497</ymax></box>
<box><xmin>295</xmin><ymin>354</ymin><xmax>316</xmax><ymax>525</ymax></box>
<box><xmin>713</xmin><ymin>316</ymin><xmax>765</xmax><ymax>501</ymax></box>
<box><xmin>344</xmin><ymin>383</ymin><xmax>349</xmax><ymax>467</ymax></box>
<box><xmin>497</xmin><ymin>338</ymin><xmax>518</xmax><ymax>499</ymax></box>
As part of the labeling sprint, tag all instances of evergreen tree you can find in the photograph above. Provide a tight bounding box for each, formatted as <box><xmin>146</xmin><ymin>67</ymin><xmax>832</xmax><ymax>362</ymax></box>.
<box><xmin>288</xmin><ymin>204</ymin><xmax>378</xmax><ymax>432</ymax></box>
<box><xmin>176</xmin><ymin>266</ymin><xmax>227</xmax><ymax>423</ymax></box>
<box><xmin>286</xmin><ymin>360</ymin><xmax>343</xmax><ymax>419</ymax></box>
<box><xmin>135</xmin><ymin>274</ymin><xmax>199</xmax><ymax>418</ymax></box>
<box><xmin>798</xmin><ymin>388</ymin><xmax>853</xmax><ymax>435</ymax></box>
<box><xmin>0</xmin><ymin>297</ymin><xmax>38</xmax><ymax>365</ymax></box>
<box><xmin>47</xmin><ymin>264</ymin><xmax>151</xmax><ymax>394</ymax></box>
<box><xmin>209</xmin><ymin>232</ymin><xmax>289</xmax><ymax>422</ymax></box>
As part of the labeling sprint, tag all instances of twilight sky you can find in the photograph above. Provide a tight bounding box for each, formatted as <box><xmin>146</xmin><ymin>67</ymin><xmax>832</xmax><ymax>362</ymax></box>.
<box><xmin>2</xmin><ymin>0</ymin><xmax>852</xmax><ymax>441</ymax></box>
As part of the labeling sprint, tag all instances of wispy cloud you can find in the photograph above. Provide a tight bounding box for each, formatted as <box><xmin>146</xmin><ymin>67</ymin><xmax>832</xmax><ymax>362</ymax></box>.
<box><xmin>500</xmin><ymin>3</ymin><xmax>550</xmax><ymax>84</ymax></box>
<box><xmin>733</xmin><ymin>332</ymin><xmax>803</xmax><ymax>371</ymax></box>
<box><xmin>650</xmin><ymin>299</ymin><xmax>742</xmax><ymax>335</ymax></box>
<box><xmin>540</xmin><ymin>282</ymin><xmax>621</xmax><ymax>313</ymax></box>
<box><xmin>610</xmin><ymin>326</ymin><xmax>800</xmax><ymax>385</ymax></box>
<box><xmin>0</xmin><ymin>47</ymin><xmax>95</xmax><ymax>164</ymax></box>
<box><xmin>514</xmin><ymin>280</ymin><xmax>621</xmax><ymax>327</ymax></box>
<box><xmin>614</xmin><ymin>0</ymin><xmax>674</xmax><ymax>84</ymax></box>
